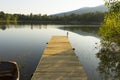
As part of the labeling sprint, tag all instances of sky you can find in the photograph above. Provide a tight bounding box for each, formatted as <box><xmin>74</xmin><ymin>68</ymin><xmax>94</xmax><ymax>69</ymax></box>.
<box><xmin>0</xmin><ymin>0</ymin><xmax>104</xmax><ymax>15</ymax></box>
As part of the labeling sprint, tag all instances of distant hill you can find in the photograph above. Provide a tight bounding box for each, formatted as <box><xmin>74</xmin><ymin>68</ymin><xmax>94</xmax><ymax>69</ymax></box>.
<box><xmin>52</xmin><ymin>5</ymin><xmax>108</xmax><ymax>16</ymax></box>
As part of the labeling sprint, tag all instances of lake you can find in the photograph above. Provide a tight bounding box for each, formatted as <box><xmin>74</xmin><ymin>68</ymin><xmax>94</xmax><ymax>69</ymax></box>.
<box><xmin>0</xmin><ymin>24</ymin><xmax>101</xmax><ymax>80</ymax></box>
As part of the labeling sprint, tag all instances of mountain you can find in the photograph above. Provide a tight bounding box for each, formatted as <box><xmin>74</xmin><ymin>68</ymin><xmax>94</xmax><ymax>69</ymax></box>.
<box><xmin>52</xmin><ymin>5</ymin><xmax>108</xmax><ymax>16</ymax></box>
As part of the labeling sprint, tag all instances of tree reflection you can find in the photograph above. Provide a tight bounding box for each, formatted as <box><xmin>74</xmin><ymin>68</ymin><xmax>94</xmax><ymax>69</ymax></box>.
<box><xmin>0</xmin><ymin>25</ymin><xmax>6</xmax><ymax>30</ymax></box>
<box><xmin>97</xmin><ymin>42</ymin><xmax>120</xmax><ymax>80</ymax></box>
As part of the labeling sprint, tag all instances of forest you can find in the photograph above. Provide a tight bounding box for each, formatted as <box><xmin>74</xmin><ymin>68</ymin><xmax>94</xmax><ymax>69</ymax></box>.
<box><xmin>0</xmin><ymin>11</ymin><xmax>105</xmax><ymax>24</ymax></box>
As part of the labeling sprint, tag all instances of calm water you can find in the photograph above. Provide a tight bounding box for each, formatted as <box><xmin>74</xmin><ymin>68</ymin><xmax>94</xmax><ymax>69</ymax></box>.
<box><xmin>0</xmin><ymin>25</ymin><xmax>101</xmax><ymax>80</ymax></box>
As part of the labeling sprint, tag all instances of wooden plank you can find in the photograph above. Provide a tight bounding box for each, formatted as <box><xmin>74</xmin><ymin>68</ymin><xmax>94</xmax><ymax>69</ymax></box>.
<box><xmin>31</xmin><ymin>36</ymin><xmax>87</xmax><ymax>80</ymax></box>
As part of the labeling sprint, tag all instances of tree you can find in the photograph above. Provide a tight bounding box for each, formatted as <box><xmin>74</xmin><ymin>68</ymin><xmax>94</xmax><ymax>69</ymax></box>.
<box><xmin>97</xmin><ymin>0</ymin><xmax>120</xmax><ymax>79</ymax></box>
<box><xmin>0</xmin><ymin>11</ymin><xmax>5</xmax><ymax>21</ymax></box>
<box><xmin>99</xmin><ymin>0</ymin><xmax>120</xmax><ymax>45</ymax></box>
<box><xmin>104</xmin><ymin>0</ymin><xmax>120</xmax><ymax>12</ymax></box>
<box><xmin>5</xmin><ymin>14</ymin><xmax>11</xmax><ymax>23</ymax></box>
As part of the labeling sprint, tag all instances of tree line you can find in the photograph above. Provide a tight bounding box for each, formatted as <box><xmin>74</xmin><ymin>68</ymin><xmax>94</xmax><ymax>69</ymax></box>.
<box><xmin>0</xmin><ymin>11</ymin><xmax>105</xmax><ymax>24</ymax></box>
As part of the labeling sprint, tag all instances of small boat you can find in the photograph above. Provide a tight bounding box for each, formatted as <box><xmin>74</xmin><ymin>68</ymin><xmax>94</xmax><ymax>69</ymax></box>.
<box><xmin>0</xmin><ymin>61</ymin><xmax>19</xmax><ymax>80</ymax></box>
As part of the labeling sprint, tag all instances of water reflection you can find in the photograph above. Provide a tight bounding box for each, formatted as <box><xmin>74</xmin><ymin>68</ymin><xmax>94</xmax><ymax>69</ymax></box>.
<box><xmin>0</xmin><ymin>25</ymin><xmax>7</xmax><ymax>30</ymax></box>
<box><xmin>97</xmin><ymin>40</ymin><xmax>120</xmax><ymax>80</ymax></box>
<box><xmin>0</xmin><ymin>24</ymin><xmax>49</xmax><ymax>30</ymax></box>
<box><xmin>59</xmin><ymin>26</ymin><xmax>99</xmax><ymax>37</ymax></box>
<box><xmin>0</xmin><ymin>25</ymin><xmax>99</xmax><ymax>37</ymax></box>
<box><xmin>0</xmin><ymin>24</ymin><xmax>101</xmax><ymax>80</ymax></box>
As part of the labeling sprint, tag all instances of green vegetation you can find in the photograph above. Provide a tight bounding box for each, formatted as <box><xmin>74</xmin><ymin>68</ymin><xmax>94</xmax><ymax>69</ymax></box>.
<box><xmin>97</xmin><ymin>0</ymin><xmax>120</xmax><ymax>79</ymax></box>
<box><xmin>0</xmin><ymin>12</ymin><xmax>17</xmax><ymax>24</ymax></box>
<box><xmin>99</xmin><ymin>0</ymin><xmax>120</xmax><ymax>45</ymax></box>
<box><xmin>0</xmin><ymin>11</ymin><xmax>105</xmax><ymax>25</ymax></box>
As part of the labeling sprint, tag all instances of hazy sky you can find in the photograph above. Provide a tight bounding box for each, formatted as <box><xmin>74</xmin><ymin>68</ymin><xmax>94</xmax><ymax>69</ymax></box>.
<box><xmin>0</xmin><ymin>0</ymin><xmax>104</xmax><ymax>15</ymax></box>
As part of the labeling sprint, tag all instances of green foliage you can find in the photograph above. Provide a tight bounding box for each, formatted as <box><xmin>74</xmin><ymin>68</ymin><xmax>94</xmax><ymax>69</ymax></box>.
<box><xmin>104</xmin><ymin>0</ymin><xmax>120</xmax><ymax>12</ymax></box>
<box><xmin>99</xmin><ymin>12</ymin><xmax>120</xmax><ymax>44</ymax></box>
<box><xmin>0</xmin><ymin>11</ymin><xmax>5</xmax><ymax>22</ymax></box>
<box><xmin>6</xmin><ymin>14</ymin><xmax>11</xmax><ymax>23</ymax></box>
<box><xmin>0</xmin><ymin>11</ymin><xmax>18</xmax><ymax>24</ymax></box>
<box><xmin>99</xmin><ymin>0</ymin><xmax>120</xmax><ymax>45</ymax></box>
<box><xmin>0</xmin><ymin>11</ymin><xmax>105</xmax><ymax>24</ymax></box>
<box><xmin>97</xmin><ymin>1</ymin><xmax>120</xmax><ymax>79</ymax></box>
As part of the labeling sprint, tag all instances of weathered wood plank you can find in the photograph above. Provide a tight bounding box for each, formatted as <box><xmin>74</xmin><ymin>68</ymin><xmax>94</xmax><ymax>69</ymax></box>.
<box><xmin>31</xmin><ymin>36</ymin><xmax>87</xmax><ymax>80</ymax></box>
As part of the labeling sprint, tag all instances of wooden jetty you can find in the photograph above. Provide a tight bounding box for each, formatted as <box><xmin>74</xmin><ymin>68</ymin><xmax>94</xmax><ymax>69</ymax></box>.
<box><xmin>31</xmin><ymin>36</ymin><xmax>87</xmax><ymax>80</ymax></box>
